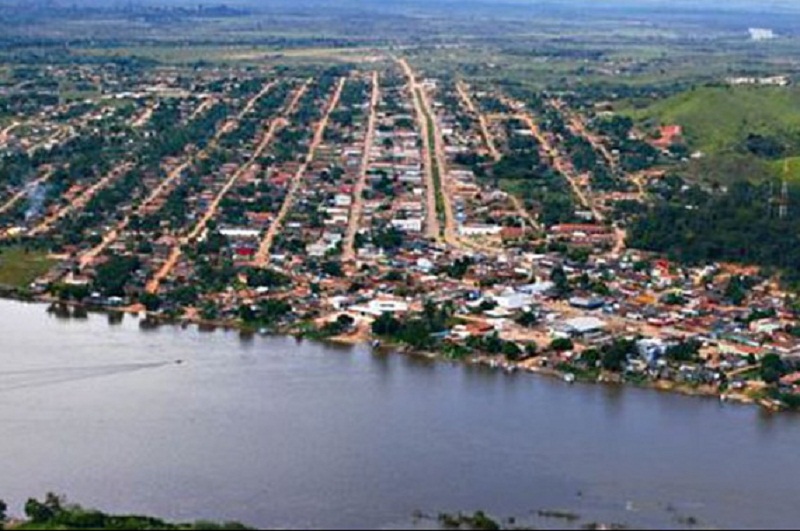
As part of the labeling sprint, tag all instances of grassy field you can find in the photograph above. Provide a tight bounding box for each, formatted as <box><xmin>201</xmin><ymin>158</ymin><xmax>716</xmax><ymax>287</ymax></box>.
<box><xmin>0</xmin><ymin>246</ymin><xmax>55</xmax><ymax>289</ymax></box>
<box><xmin>624</xmin><ymin>86</ymin><xmax>800</xmax><ymax>155</ymax></box>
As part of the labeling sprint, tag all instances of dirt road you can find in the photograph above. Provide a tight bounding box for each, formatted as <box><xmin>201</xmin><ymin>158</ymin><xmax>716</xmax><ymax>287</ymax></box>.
<box><xmin>78</xmin><ymin>83</ymin><xmax>279</xmax><ymax>271</ymax></box>
<box><xmin>342</xmin><ymin>72</ymin><xmax>379</xmax><ymax>264</ymax></box>
<box><xmin>514</xmin><ymin>110</ymin><xmax>604</xmax><ymax>223</ymax></box>
<box><xmin>455</xmin><ymin>80</ymin><xmax>500</xmax><ymax>162</ymax></box>
<box><xmin>0</xmin><ymin>168</ymin><xmax>53</xmax><ymax>218</ymax></box>
<box><xmin>0</xmin><ymin>121</ymin><xmax>20</xmax><ymax>146</ymax></box>
<box><xmin>397</xmin><ymin>58</ymin><xmax>441</xmax><ymax>242</ymax></box>
<box><xmin>146</xmin><ymin>82</ymin><xmax>304</xmax><ymax>293</ymax></box>
<box><xmin>132</xmin><ymin>105</ymin><xmax>155</xmax><ymax>128</ymax></box>
<box><xmin>254</xmin><ymin>77</ymin><xmax>346</xmax><ymax>268</ymax></box>
<box><xmin>27</xmin><ymin>163</ymin><xmax>133</xmax><ymax>237</ymax></box>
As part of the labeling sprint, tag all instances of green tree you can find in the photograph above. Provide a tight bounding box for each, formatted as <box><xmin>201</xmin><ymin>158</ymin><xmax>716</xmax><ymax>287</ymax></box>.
<box><xmin>25</xmin><ymin>497</ymin><xmax>54</xmax><ymax>524</ymax></box>
<box><xmin>725</xmin><ymin>276</ymin><xmax>749</xmax><ymax>306</ymax></box>
<box><xmin>372</xmin><ymin>312</ymin><xmax>401</xmax><ymax>336</ymax></box>
<box><xmin>761</xmin><ymin>353</ymin><xmax>786</xmax><ymax>385</ymax></box>
<box><xmin>665</xmin><ymin>340</ymin><xmax>701</xmax><ymax>362</ymax></box>
<box><xmin>601</xmin><ymin>340</ymin><xmax>635</xmax><ymax>372</ymax></box>
<box><xmin>550</xmin><ymin>266</ymin><xmax>571</xmax><ymax>295</ymax></box>
<box><xmin>516</xmin><ymin>311</ymin><xmax>539</xmax><ymax>327</ymax></box>
<box><xmin>483</xmin><ymin>332</ymin><xmax>504</xmax><ymax>354</ymax></box>
<box><xmin>139</xmin><ymin>293</ymin><xmax>162</xmax><ymax>312</ymax></box>
<box><xmin>502</xmin><ymin>341</ymin><xmax>523</xmax><ymax>360</ymax></box>
<box><xmin>551</xmin><ymin>337</ymin><xmax>574</xmax><ymax>352</ymax></box>
<box><xmin>581</xmin><ymin>348</ymin><xmax>601</xmax><ymax>367</ymax></box>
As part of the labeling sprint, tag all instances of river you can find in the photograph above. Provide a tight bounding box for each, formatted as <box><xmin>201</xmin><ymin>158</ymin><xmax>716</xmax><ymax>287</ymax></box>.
<box><xmin>0</xmin><ymin>300</ymin><xmax>798</xmax><ymax>529</ymax></box>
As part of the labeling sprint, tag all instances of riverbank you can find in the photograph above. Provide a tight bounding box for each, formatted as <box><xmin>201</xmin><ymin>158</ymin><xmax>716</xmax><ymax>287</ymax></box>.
<box><xmin>31</xmin><ymin>297</ymin><xmax>797</xmax><ymax>415</ymax></box>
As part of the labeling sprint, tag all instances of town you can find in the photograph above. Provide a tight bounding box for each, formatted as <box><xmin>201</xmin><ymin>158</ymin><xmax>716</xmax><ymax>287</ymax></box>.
<box><xmin>1</xmin><ymin>54</ymin><xmax>800</xmax><ymax>413</ymax></box>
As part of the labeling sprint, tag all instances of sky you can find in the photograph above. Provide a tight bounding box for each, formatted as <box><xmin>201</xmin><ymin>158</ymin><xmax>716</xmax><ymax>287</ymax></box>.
<box><xmin>3</xmin><ymin>0</ymin><xmax>800</xmax><ymax>15</ymax></box>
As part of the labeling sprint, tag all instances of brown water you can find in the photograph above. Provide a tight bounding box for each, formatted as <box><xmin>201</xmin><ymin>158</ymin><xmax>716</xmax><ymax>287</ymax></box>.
<box><xmin>0</xmin><ymin>300</ymin><xmax>798</xmax><ymax>529</ymax></box>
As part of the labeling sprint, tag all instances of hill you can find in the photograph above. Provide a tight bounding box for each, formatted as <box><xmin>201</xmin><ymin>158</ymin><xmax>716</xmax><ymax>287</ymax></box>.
<box><xmin>626</xmin><ymin>86</ymin><xmax>800</xmax><ymax>156</ymax></box>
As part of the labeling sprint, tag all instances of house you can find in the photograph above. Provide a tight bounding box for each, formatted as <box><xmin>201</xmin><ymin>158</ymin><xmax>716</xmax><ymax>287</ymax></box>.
<box><xmin>350</xmin><ymin>298</ymin><xmax>410</xmax><ymax>317</ymax></box>
<box><xmin>569</xmin><ymin>296</ymin><xmax>605</xmax><ymax>310</ymax></box>
<box><xmin>493</xmin><ymin>290</ymin><xmax>534</xmax><ymax>311</ymax></box>
<box><xmin>334</xmin><ymin>194</ymin><xmax>353</xmax><ymax>207</ymax></box>
<box><xmin>562</xmin><ymin>316</ymin><xmax>607</xmax><ymax>337</ymax></box>
<box><xmin>219</xmin><ymin>228</ymin><xmax>261</xmax><ymax>239</ymax></box>
<box><xmin>391</xmin><ymin>218</ymin><xmax>423</xmax><ymax>232</ymax></box>
<box><xmin>459</xmin><ymin>224</ymin><xmax>502</xmax><ymax>237</ymax></box>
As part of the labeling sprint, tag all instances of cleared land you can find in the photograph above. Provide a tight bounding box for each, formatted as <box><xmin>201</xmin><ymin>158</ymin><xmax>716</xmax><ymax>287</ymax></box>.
<box><xmin>0</xmin><ymin>246</ymin><xmax>55</xmax><ymax>288</ymax></box>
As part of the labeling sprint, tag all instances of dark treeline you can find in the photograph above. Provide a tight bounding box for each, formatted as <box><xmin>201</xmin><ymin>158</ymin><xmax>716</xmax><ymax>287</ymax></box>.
<box><xmin>627</xmin><ymin>177</ymin><xmax>800</xmax><ymax>285</ymax></box>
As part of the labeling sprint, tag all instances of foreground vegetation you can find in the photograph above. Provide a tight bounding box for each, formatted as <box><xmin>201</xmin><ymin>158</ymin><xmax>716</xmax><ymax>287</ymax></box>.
<box><xmin>0</xmin><ymin>494</ymin><xmax>249</xmax><ymax>530</ymax></box>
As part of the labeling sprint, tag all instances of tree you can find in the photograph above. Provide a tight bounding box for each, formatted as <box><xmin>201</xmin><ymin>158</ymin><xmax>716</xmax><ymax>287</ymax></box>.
<box><xmin>139</xmin><ymin>293</ymin><xmax>162</xmax><ymax>312</ymax></box>
<box><xmin>93</xmin><ymin>255</ymin><xmax>140</xmax><ymax>297</ymax></box>
<box><xmin>336</xmin><ymin>313</ymin><xmax>355</xmax><ymax>330</ymax></box>
<box><xmin>238</xmin><ymin>304</ymin><xmax>256</xmax><ymax>323</ymax></box>
<box><xmin>550</xmin><ymin>266</ymin><xmax>570</xmax><ymax>295</ymax></box>
<box><xmin>580</xmin><ymin>348</ymin><xmax>600</xmax><ymax>367</ymax></box>
<box><xmin>321</xmin><ymin>261</ymin><xmax>343</xmax><ymax>277</ymax></box>
<box><xmin>524</xmin><ymin>344</ymin><xmax>539</xmax><ymax>358</ymax></box>
<box><xmin>502</xmin><ymin>341</ymin><xmax>523</xmax><ymax>361</ymax></box>
<box><xmin>516</xmin><ymin>311</ymin><xmax>539</xmax><ymax>328</ymax></box>
<box><xmin>761</xmin><ymin>353</ymin><xmax>786</xmax><ymax>385</ymax></box>
<box><xmin>483</xmin><ymin>333</ymin><xmax>504</xmax><ymax>355</ymax></box>
<box><xmin>551</xmin><ymin>337</ymin><xmax>574</xmax><ymax>352</ymax></box>
<box><xmin>25</xmin><ymin>498</ymin><xmax>54</xmax><ymax>524</ymax></box>
<box><xmin>725</xmin><ymin>276</ymin><xmax>750</xmax><ymax>306</ymax></box>
<box><xmin>601</xmin><ymin>340</ymin><xmax>635</xmax><ymax>372</ymax></box>
<box><xmin>0</xmin><ymin>499</ymin><xmax>6</xmax><ymax>522</ymax></box>
<box><xmin>665</xmin><ymin>340</ymin><xmax>701</xmax><ymax>363</ymax></box>
<box><xmin>372</xmin><ymin>312</ymin><xmax>401</xmax><ymax>336</ymax></box>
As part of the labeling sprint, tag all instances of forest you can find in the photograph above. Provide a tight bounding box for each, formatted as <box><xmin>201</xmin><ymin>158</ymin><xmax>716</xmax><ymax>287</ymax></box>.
<box><xmin>627</xmin><ymin>178</ymin><xmax>800</xmax><ymax>285</ymax></box>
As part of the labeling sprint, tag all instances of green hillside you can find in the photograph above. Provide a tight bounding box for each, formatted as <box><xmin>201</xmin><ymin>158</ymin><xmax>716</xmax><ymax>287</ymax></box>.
<box><xmin>627</xmin><ymin>86</ymin><xmax>800</xmax><ymax>155</ymax></box>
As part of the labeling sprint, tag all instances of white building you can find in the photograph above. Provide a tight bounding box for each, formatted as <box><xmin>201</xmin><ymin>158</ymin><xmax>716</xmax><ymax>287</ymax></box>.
<box><xmin>350</xmin><ymin>299</ymin><xmax>410</xmax><ymax>317</ymax></box>
<box><xmin>493</xmin><ymin>290</ymin><xmax>534</xmax><ymax>311</ymax></box>
<box><xmin>334</xmin><ymin>194</ymin><xmax>353</xmax><ymax>207</ymax></box>
<box><xmin>459</xmin><ymin>224</ymin><xmax>503</xmax><ymax>237</ymax></box>
<box><xmin>391</xmin><ymin>218</ymin><xmax>423</xmax><ymax>232</ymax></box>
<box><xmin>219</xmin><ymin>228</ymin><xmax>261</xmax><ymax>239</ymax></box>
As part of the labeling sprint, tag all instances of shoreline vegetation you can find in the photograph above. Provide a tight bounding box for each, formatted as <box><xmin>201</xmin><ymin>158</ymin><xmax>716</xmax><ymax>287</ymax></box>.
<box><xmin>0</xmin><ymin>493</ymin><xmax>249</xmax><ymax>530</ymax></box>
<box><xmin>0</xmin><ymin>496</ymin><xmax>688</xmax><ymax>531</ymax></box>
<box><xmin>11</xmin><ymin>292</ymin><xmax>795</xmax><ymax>415</ymax></box>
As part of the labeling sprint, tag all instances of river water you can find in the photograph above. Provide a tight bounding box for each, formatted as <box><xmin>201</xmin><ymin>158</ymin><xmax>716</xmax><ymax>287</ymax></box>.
<box><xmin>0</xmin><ymin>300</ymin><xmax>798</xmax><ymax>529</ymax></box>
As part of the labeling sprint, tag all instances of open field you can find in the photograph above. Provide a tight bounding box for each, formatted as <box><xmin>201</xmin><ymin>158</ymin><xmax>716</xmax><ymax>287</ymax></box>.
<box><xmin>72</xmin><ymin>44</ymin><xmax>383</xmax><ymax>66</ymax></box>
<box><xmin>0</xmin><ymin>246</ymin><xmax>56</xmax><ymax>289</ymax></box>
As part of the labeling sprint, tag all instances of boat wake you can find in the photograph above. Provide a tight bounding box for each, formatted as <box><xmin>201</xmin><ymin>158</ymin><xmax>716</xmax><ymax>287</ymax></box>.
<box><xmin>0</xmin><ymin>362</ymin><xmax>171</xmax><ymax>391</ymax></box>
